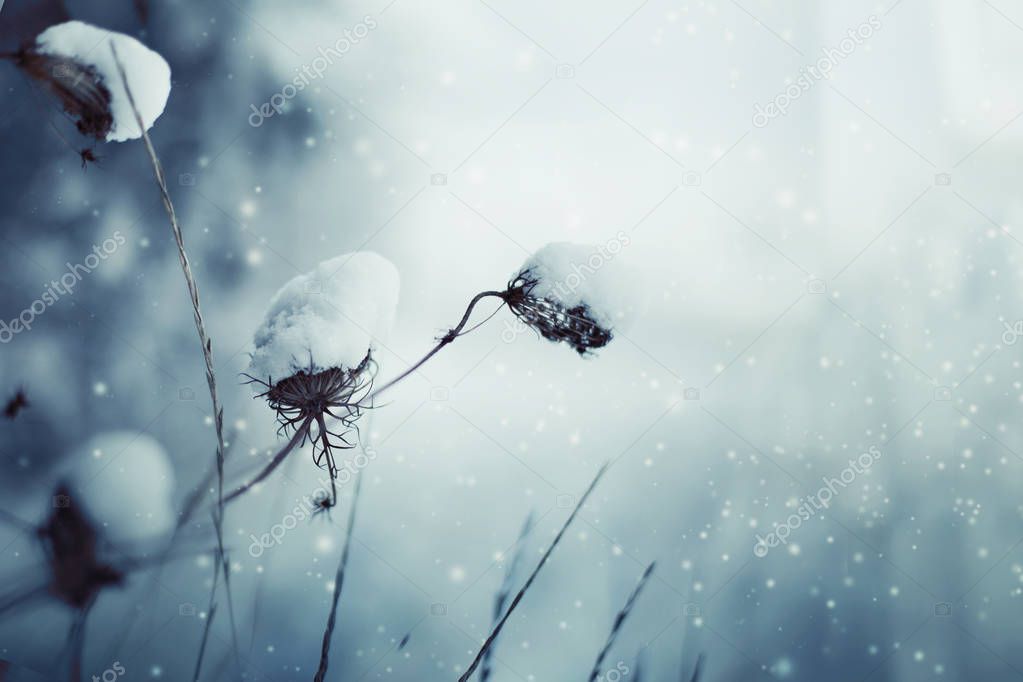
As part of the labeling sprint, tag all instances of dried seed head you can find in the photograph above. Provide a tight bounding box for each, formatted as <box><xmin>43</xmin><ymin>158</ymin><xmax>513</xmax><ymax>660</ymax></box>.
<box><xmin>39</xmin><ymin>484</ymin><xmax>123</xmax><ymax>609</ymax></box>
<box><xmin>245</xmin><ymin>352</ymin><xmax>376</xmax><ymax>494</ymax></box>
<box><xmin>17</xmin><ymin>50</ymin><xmax>114</xmax><ymax>139</ymax></box>
<box><xmin>505</xmin><ymin>271</ymin><xmax>613</xmax><ymax>354</ymax></box>
<box><xmin>505</xmin><ymin>242</ymin><xmax>640</xmax><ymax>354</ymax></box>
<box><xmin>14</xmin><ymin>21</ymin><xmax>171</xmax><ymax>142</ymax></box>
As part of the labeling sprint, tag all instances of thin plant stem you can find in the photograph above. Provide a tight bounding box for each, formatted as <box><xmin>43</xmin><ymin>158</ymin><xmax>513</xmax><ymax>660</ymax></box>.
<box><xmin>0</xmin><ymin>584</ymin><xmax>47</xmax><ymax>617</ymax></box>
<box><xmin>480</xmin><ymin>511</ymin><xmax>535</xmax><ymax>682</ymax></box>
<box><xmin>458</xmin><ymin>462</ymin><xmax>609</xmax><ymax>682</ymax></box>
<box><xmin>192</xmin><ymin>602</ymin><xmax>217</xmax><ymax>682</ymax></box>
<box><xmin>67</xmin><ymin>600</ymin><xmax>94</xmax><ymax>682</ymax></box>
<box><xmin>587</xmin><ymin>562</ymin><xmax>656</xmax><ymax>682</ymax></box>
<box><xmin>224</xmin><ymin>418</ymin><xmax>312</xmax><ymax>504</ymax></box>
<box><xmin>109</xmin><ymin>42</ymin><xmax>235</xmax><ymax>674</ymax></box>
<box><xmin>313</xmin><ymin>470</ymin><xmax>363</xmax><ymax>682</ymax></box>
<box><xmin>686</xmin><ymin>653</ymin><xmax>705</xmax><ymax>682</ymax></box>
<box><xmin>368</xmin><ymin>290</ymin><xmax>507</xmax><ymax>401</ymax></box>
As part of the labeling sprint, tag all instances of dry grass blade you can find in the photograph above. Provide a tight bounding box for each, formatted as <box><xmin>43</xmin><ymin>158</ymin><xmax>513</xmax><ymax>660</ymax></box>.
<box><xmin>686</xmin><ymin>653</ymin><xmax>705</xmax><ymax>682</ymax></box>
<box><xmin>108</xmin><ymin>41</ymin><xmax>236</xmax><ymax>674</ymax></box>
<box><xmin>587</xmin><ymin>562</ymin><xmax>656</xmax><ymax>682</ymax></box>
<box><xmin>458</xmin><ymin>463</ymin><xmax>609</xmax><ymax>682</ymax></box>
<box><xmin>313</xmin><ymin>470</ymin><xmax>363</xmax><ymax>682</ymax></box>
<box><xmin>192</xmin><ymin>603</ymin><xmax>217</xmax><ymax>682</ymax></box>
<box><xmin>480</xmin><ymin>511</ymin><xmax>535</xmax><ymax>682</ymax></box>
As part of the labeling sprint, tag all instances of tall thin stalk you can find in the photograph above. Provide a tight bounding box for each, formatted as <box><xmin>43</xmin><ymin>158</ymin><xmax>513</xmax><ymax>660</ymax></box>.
<box><xmin>458</xmin><ymin>463</ymin><xmax>609</xmax><ymax>682</ymax></box>
<box><xmin>109</xmin><ymin>42</ymin><xmax>236</xmax><ymax>673</ymax></box>
<box><xmin>313</xmin><ymin>470</ymin><xmax>363</xmax><ymax>682</ymax></box>
<box><xmin>587</xmin><ymin>562</ymin><xmax>656</xmax><ymax>682</ymax></box>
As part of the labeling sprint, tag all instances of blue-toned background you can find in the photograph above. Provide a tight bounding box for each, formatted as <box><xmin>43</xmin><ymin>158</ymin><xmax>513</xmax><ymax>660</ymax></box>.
<box><xmin>2</xmin><ymin>0</ymin><xmax>1023</xmax><ymax>680</ymax></box>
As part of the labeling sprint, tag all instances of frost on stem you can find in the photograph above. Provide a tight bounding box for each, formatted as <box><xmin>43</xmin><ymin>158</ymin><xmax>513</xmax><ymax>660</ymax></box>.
<box><xmin>236</xmin><ymin>252</ymin><xmax>399</xmax><ymax>505</ymax></box>
<box><xmin>7</xmin><ymin>20</ymin><xmax>170</xmax><ymax>142</ymax></box>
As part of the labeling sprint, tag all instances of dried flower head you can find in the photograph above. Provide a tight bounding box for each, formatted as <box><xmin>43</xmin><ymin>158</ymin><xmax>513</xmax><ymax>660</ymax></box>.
<box><xmin>246</xmin><ymin>352</ymin><xmax>376</xmax><ymax>502</ymax></box>
<box><xmin>504</xmin><ymin>271</ymin><xmax>613</xmax><ymax>354</ymax></box>
<box><xmin>16</xmin><ymin>50</ymin><xmax>113</xmax><ymax>139</ymax></box>
<box><xmin>234</xmin><ymin>252</ymin><xmax>399</xmax><ymax>505</ymax></box>
<box><xmin>9</xmin><ymin>21</ymin><xmax>170</xmax><ymax>142</ymax></box>
<box><xmin>505</xmin><ymin>242</ymin><xmax>635</xmax><ymax>355</ymax></box>
<box><xmin>38</xmin><ymin>483</ymin><xmax>123</xmax><ymax>609</ymax></box>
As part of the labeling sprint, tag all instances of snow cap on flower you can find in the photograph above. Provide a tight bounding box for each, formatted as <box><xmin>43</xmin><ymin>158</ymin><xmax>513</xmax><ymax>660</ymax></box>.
<box><xmin>27</xmin><ymin>20</ymin><xmax>171</xmax><ymax>142</ymax></box>
<box><xmin>507</xmin><ymin>241</ymin><xmax>638</xmax><ymax>354</ymax></box>
<box><xmin>248</xmin><ymin>251</ymin><xmax>400</xmax><ymax>383</ymax></box>
<box><xmin>60</xmin><ymin>431</ymin><xmax>176</xmax><ymax>544</ymax></box>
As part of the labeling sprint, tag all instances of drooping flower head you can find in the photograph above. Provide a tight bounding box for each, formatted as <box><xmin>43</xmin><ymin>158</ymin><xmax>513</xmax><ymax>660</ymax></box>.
<box><xmin>245</xmin><ymin>252</ymin><xmax>399</xmax><ymax>499</ymax></box>
<box><xmin>14</xmin><ymin>20</ymin><xmax>170</xmax><ymax>142</ymax></box>
<box><xmin>40</xmin><ymin>432</ymin><xmax>176</xmax><ymax>608</ymax></box>
<box><xmin>505</xmin><ymin>242</ymin><xmax>635</xmax><ymax>355</ymax></box>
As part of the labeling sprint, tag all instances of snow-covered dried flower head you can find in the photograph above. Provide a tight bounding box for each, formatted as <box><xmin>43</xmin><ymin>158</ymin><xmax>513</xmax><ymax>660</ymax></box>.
<box><xmin>506</xmin><ymin>242</ymin><xmax>636</xmax><ymax>355</ymax></box>
<box><xmin>39</xmin><ymin>482</ymin><xmax>124</xmax><ymax>609</ymax></box>
<box><xmin>40</xmin><ymin>432</ymin><xmax>175</xmax><ymax>607</ymax></box>
<box><xmin>17</xmin><ymin>21</ymin><xmax>170</xmax><ymax>142</ymax></box>
<box><xmin>246</xmin><ymin>252</ymin><xmax>399</xmax><ymax>489</ymax></box>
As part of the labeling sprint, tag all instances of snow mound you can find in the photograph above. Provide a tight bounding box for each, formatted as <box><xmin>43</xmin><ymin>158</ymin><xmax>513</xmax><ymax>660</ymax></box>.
<box><xmin>61</xmin><ymin>431</ymin><xmax>176</xmax><ymax>544</ymax></box>
<box><xmin>514</xmin><ymin>241</ymin><xmax>639</xmax><ymax>331</ymax></box>
<box><xmin>248</xmin><ymin>251</ymin><xmax>401</xmax><ymax>382</ymax></box>
<box><xmin>35</xmin><ymin>20</ymin><xmax>171</xmax><ymax>142</ymax></box>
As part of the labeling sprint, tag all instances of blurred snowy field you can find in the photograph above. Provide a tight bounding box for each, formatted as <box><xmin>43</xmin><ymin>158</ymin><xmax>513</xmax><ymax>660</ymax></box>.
<box><xmin>3</xmin><ymin>0</ymin><xmax>1023</xmax><ymax>680</ymax></box>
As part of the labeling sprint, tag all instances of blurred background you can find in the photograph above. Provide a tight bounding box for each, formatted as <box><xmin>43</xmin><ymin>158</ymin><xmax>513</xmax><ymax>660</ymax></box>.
<box><xmin>2</xmin><ymin>0</ymin><xmax>1023</xmax><ymax>679</ymax></box>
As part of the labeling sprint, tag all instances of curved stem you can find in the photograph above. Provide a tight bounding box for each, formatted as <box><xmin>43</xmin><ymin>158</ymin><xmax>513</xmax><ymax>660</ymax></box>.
<box><xmin>224</xmin><ymin>419</ymin><xmax>312</xmax><ymax>504</ymax></box>
<box><xmin>368</xmin><ymin>290</ymin><xmax>507</xmax><ymax>401</ymax></box>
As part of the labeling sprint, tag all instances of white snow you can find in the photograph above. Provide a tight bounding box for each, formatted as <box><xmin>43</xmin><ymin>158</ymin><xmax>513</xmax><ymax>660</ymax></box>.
<box><xmin>35</xmin><ymin>21</ymin><xmax>171</xmax><ymax>142</ymax></box>
<box><xmin>514</xmin><ymin>241</ymin><xmax>640</xmax><ymax>331</ymax></box>
<box><xmin>248</xmin><ymin>251</ymin><xmax>400</xmax><ymax>381</ymax></box>
<box><xmin>61</xmin><ymin>431</ymin><xmax>176</xmax><ymax>544</ymax></box>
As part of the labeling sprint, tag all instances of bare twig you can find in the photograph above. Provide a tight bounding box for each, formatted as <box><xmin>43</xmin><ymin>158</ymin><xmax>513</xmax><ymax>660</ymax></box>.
<box><xmin>313</xmin><ymin>470</ymin><xmax>363</xmax><ymax>682</ymax></box>
<box><xmin>109</xmin><ymin>42</ymin><xmax>235</xmax><ymax>674</ymax></box>
<box><xmin>458</xmin><ymin>463</ymin><xmax>610</xmax><ymax>682</ymax></box>
<box><xmin>480</xmin><ymin>512</ymin><xmax>535</xmax><ymax>682</ymax></box>
<box><xmin>368</xmin><ymin>290</ymin><xmax>507</xmax><ymax>401</ymax></box>
<box><xmin>587</xmin><ymin>562</ymin><xmax>656</xmax><ymax>682</ymax></box>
